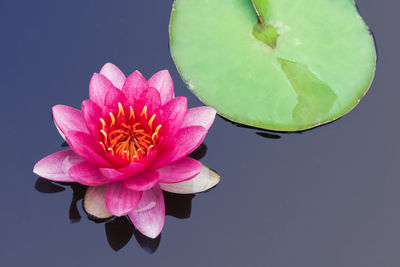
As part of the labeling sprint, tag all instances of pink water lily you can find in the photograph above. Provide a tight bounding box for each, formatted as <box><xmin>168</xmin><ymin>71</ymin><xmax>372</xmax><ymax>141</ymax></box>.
<box><xmin>34</xmin><ymin>63</ymin><xmax>219</xmax><ymax>238</ymax></box>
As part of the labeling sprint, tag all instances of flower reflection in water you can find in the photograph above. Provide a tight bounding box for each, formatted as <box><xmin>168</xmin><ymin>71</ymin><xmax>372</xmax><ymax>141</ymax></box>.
<box><xmin>34</xmin><ymin>143</ymin><xmax>216</xmax><ymax>253</ymax></box>
<box><xmin>35</xmin><ymin>177</ymin><xmax>198</xmax><ymax>253</ymax></box>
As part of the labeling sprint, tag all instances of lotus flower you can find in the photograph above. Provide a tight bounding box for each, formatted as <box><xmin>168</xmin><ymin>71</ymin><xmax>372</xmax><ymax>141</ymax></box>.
<box><xmin>33</xmin><ymin>63</ymin><xmax>219</xmax><ymax>238</ymax></box>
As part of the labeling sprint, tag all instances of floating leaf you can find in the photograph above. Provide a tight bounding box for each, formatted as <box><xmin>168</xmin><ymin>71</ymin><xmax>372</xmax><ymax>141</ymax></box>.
<box><xmin>170</xmin><ymin>0</ymin><xmax>376</xmax><ymax>131</ymax></box>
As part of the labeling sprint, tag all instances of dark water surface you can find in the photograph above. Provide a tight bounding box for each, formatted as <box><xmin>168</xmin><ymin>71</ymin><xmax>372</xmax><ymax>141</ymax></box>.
<box><xmin>0</xmin><ymin>0</ymin><xmax>397</xmax><ymax>266</ymax></box>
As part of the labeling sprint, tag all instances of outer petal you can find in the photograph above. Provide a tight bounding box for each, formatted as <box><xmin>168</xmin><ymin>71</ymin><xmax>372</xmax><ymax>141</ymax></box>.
<box><xmin>148</xmin><ymin>70</ymin><xmax>174</xmax><ymax>104</ymax></box>
<box><xmin>81</xmin><ymin>100</ymin><xmax>102</xmax><ymax>139</ymax></box>
<box><xmin>182</xmin><ymin>106</ymin><xmax>216</xmax><ymax>131</ymax></box>
<box><xmin>68</xmin><ymin>161</ymin><xmax>110</xmax><ymax>186</ymax></box>
<box><xmin>129</xmin><ymin>185</ymin><xmax>165</xmax><ymax>239</ymax></box>
<box><xmin>61</xmin><ymin>151</ymin><xmax>85</xmax><ymax>175</ymax></box>
<box><xmin>89</xmin><ymin>73</ymin><xmax>118</xmax><ymax>107</ymax></box>
<box><xmin>152</xmin><ymin>126</ymin><xmax>207</xmax><ymax>169</ymax></box>
<box><xmin>100</xmin><ymin>63</ymin><xmax>126</xmax><ymax>89</ymax></box>
<box><xmin>105</xmin><ymin>182</ymin><xmax>143</xmax><ymax>216</ymax></box>
<box><xmin>65</xmin><ymin>130</ymin><xmax>111</xmax><ymax>167</ymax></box>
<box><xmin>157</xmin><ymin>157</ymin><xmax>202</xmax><ymax>183</ymax></box>
<box><xmin>160</xmin><ymin>165</ymin><xmax>220</xmax><ymax>194</ymax></box>
<box><xmin>122</xmin><ymin>71</ymin><xmax>148</xmax><ymax>102</ymax></box>
<box><xmin>84</xmin><ymin>185</ymin><xmax>113</xmax><ymax>219</ymax></box>
<box><xmin>161</xmin><ymin>96</ymin><xmax>187</xmax><ymax>137</ymax></box>
<box><xmin>124</xmin><ymin>171</ymin><xmax>159</xmax><ymax>191</ymax></box>
<box><xmin>33</xmin><ymin>150</ymin><xmax>82</xmax><ymax>182</ymax></box>
<box><xmin>169</xmin><ymin>126</ymin><xmax>207</xmax><ymax>159</ymax></box>
<box><xmin>53</xmin><ymin>105</ymin><xmax>89</xmax><ymax>137</ymax></box>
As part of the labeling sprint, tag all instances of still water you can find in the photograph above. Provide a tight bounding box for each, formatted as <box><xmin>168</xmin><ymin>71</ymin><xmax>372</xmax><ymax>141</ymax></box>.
<box><xmin>0</xmin><ymin>0</ymin><xmax>397</xmax><ymax>266</ymax></box>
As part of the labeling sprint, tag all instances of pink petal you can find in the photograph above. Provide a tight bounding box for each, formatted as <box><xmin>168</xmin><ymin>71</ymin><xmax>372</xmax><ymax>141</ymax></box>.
<box><xmin>124</xmin><ymin>171</ymin><xmax>159</xmax><ymax>191</ymax></box>
<box><xmin>117</xmin><ymin>162</ymin><xmax>147</xmax><ymax>175</ymax></box>
<box><xmin>99</xmin><ymin>168</ymin><xmax>131</xmax><ymax>182</ymax></box>
<box><xmin>148</xmin><ymin>70</ymin><xmax>174</xmax><ymax>105</ymax></box>
<box><xmin>65</xmin><ymin>130</ymin><xmax>111</xmax><ymax>167</ymax></box>
<box><xmin>122</xmin><ymin>71</ymin><xmax>148</xmax><ymax>102</ymax></box>
<box><xmin>153</xmin><ymin>126</ymin><xmax>207</xmax><ymax>169</ymax></box>
<box><xmin>103</xmin><ymin>153</ymin><xmax>134</xmax><ymax>169</ymax></box>
<box><xmin>161</xmin><ymin>96</ymin><xmax>187</xmax><ymax>137</ymax></box>
<box><xmin>52</xmin><ymin>105</ymin><xmax>89</xmax><ymax>136</ymax></box>
<box><xmin>61</xmin><ymin>151</ymin><xmax>84</xmax><ymax>175</ymax></box>
<box><xmin>84</xmin><ymin>185</ymin><xmax>113</xmax><ymax>219</ymax></box>
<box><xmin>81</xmin><ymin>100</ymin><xmax>102</xmax><ymax>139</ymax></box>
<box><xmin>128</xmin><ymin>185</ymin><xmax>165</xmax><ymax>239</ymax></box>
<box><xmin>182</xmin><ymin>106</ymin><xmax>216</xmax><ymax>131</ymax></box>
<box><xmin>137</xmin><ymin>150</ymin><xmax>158</xmax><ymax>167</ymax></box>
<box><xmin>136</xmin><ymin>87</ymin><xmax>162</xmax><ymax>116</ymax></box>
<box><xmin>170</xmin><ymin>126</ymin><xmax>208</xmax><ymax>159</ymax></box>
<box><xmin>157</xmin><ymin>157</ymin><xmax>202</xmax><ymax>183</ymax></box>
<box><xmin>99</xmin><ymin>63</ymin><xmax>126</xmax><ymax>89</ymax></box>
<box><xmin>105</xmin><ymin>182</ymin><xmax>143</xmax><ymax>216</ymax></box>
<box><xmin>160</xmin><ymin>164</ymin><xmax>220</xmax><ymax>194</ymax></box>
<box><xmin>89</xmin><ymin>73</ymin><xmax>118</xmax><ymax>107</ymax></box>
<box><xmin>103</xmin><ymin>85</ymin><xmax>126</xmax><ymax>108</ymax></box>
<box><xmin>33</xmin><ymin>150</ymin><xmax>81</xmax><ymax>182</ymax></box>
<box><xmin>68</xmin><ymin>161</ymin><xmax>110</xmax><ymax>186</ymax></box>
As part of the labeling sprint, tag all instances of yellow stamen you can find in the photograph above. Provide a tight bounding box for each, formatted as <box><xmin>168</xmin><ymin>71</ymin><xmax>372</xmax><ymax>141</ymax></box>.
<box><xmin>109</xmin><ymin>129</ymin><xmax>124</xmax><ymax>137</ymax></box>
<box><xmin>148</xmin><ymin>114</ymin><xmax>156</xmax><ymax>129</ymax></box>
<box><xmin>99</xmin><ymin>118</ymin><xmax>106</xmax><ymax>130</ymax></box>
<box><xmin>115</xmin><ymin>144</ymin><xmax>124</xmax><ymax>155</ymax></box>
<box><xmin>138</xmin><ymin>138</ymin><xmax>151</xmax><ymax>145</ymax></box>
<box><xmin>100</xmin><ymin>130</ymin><xmax>108</xmax><ymax>143</ymax></box>
<box><xmin>152</xmin><ymin>132</ymin><xmax>158</xmax><ymax>143</ymax></box>
<box><xmin>109</xmin><ymin>135</ymin><xmax>123</xmax><ymax>147</ymax></box>
<box><xmin>147</xmin><ymin>145</ymin><xmax>154</xmax><ymax>155</ymax></box>
<box><xmin>99</xmin><ymin>102</ymin><xmax>162</xmax><ymax>163</ymax></box>
<box><xmin>155</xmin><ymin>124</ymin><xmax>162</xmax><ymax>133</ymax></box>
<box><xmin>130</xmin><ymin>142</ymin><xmax>137</xmax><ymax>155</ymax></box>
<box><xmin>140</xmin><ymin>106</ymin><xmax>148</xmax><ymax>119</ymax></box>
<box><xmin>129</xmin><ymin>106</ymin><xmax>135</xmax><ymax>120</ymax></box>
<box><xmin>109</xmin><ymin>112</ymin><xmax>116</xmax><ymax>127</ymax></box>
<box><xmin>99</xmin><ymin>141</ymin><xmax>106</xmax><ymax>151</ymax></box>
<box><xmin>118</xmin><ymin>102</ymin><xmax>125</xmax><ymax>117</ymax></box>
<box><xmin>132</xmin><ymin>122</ymin><xmax>141</xmax><ymax>129</ymax></box>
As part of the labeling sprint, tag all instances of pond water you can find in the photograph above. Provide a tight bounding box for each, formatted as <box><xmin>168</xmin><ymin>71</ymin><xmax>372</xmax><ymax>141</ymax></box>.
<box><xmin>0</xmin><ymin>0</ymin><xmax>397</xmax><ymax>266</ymax></box>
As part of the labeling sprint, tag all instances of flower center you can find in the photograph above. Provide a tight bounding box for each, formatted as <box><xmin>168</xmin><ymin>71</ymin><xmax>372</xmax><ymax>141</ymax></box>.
<box><xmin>98</xmin><ymin>102</ymin><xmax>162</xmax><ymax>162</ymax></box>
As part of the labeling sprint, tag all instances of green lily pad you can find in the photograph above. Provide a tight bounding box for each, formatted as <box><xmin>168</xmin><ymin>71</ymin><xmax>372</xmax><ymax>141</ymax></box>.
<box><xmin>169</xmin><ymin>0</ymin><xmax>376</xmax><ymax>131</ymax></box>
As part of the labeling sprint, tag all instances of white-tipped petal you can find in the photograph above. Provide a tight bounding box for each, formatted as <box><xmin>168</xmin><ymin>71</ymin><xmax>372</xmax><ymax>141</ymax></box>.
<box><xmin>129</xmin><ymin>185</ymin><xmax>165</xmax><ymax>239</ymax></box>
<box><xmin>84</xmin><ymin>185</ymin><xmax>113</xmax><ymax>219</ymax></box>
<box><xmin>159</xmin><ymin>165</ymin><xmax>220</xmax><ymax>194</ymax></box>
<box><xmin>99</xmin><ymin>63</ymin><xmax>126</xmax><ymax>89</ymax></box>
